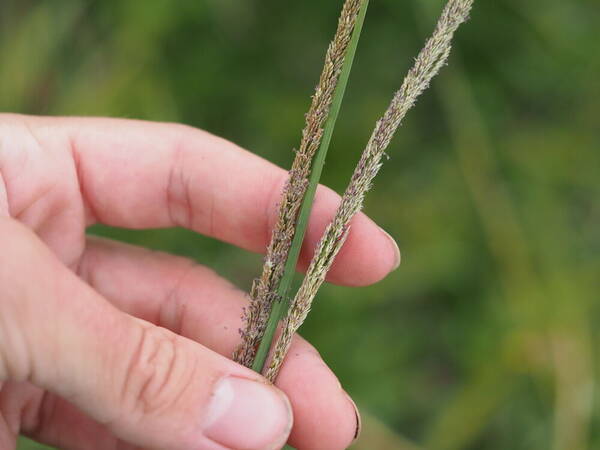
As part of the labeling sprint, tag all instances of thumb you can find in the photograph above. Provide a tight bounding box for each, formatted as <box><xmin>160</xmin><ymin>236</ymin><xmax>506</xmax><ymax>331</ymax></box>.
<box><xmin>0</xmin><ymin>217</ymin><xmax>292</xmax><ymax>450</ymax></box>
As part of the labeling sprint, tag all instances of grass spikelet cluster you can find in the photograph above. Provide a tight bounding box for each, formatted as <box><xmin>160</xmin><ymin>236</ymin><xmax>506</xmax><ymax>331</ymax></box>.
<box><xmin>237</xmin><ymin>0</ymin><xmax>475</xmax><ymax>381</ymax></box>
<box><xmin>234</xmin><ymin>0</ymin><xmax>368</xmax><ymax>369</ymax></box>
<box><xmin>264</xmin><ymin>0</ymin><xmax>474</xmax><ymax>381</ymax></box>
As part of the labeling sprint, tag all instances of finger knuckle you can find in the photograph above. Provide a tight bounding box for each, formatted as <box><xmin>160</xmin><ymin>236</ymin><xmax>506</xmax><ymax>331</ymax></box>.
<box><xmin>120</xmin><ymin>325</ymin><xmax>196</xmax><ymax>418</ymax></box>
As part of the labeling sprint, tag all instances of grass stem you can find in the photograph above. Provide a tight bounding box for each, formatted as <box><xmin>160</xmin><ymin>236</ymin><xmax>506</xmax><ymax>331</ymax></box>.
<box><xmin>251</xmin><ymin>0</ymin><xmax>370</xmax><ymax>373</ymax></box>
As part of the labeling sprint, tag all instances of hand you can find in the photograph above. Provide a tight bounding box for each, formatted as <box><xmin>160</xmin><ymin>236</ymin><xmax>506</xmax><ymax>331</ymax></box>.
<box><xmin>0</xmin><ymin>114</ymin><xmax>400</xmax><ymax>450</ymax></box>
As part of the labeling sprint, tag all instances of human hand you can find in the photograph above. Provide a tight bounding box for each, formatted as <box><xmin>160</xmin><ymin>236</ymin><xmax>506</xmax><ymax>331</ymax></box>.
<box><xmin>0</xmin><ymin>115</ymin><xmax>400</xmax><ymax>450</ymax></box>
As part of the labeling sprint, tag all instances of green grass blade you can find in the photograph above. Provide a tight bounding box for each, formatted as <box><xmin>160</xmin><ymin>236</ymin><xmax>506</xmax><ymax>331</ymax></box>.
<box><xmin>252</xmin><ymin>0</ymin><xmax>370</xmax><ymax>373</ymax></box>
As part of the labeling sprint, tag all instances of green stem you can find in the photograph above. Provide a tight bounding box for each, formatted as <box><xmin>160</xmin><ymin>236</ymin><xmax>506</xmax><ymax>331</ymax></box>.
<box><xmin>252</xmin><ymin>0</ymin><xmax>370</xmax><ymax>374</ymax></box>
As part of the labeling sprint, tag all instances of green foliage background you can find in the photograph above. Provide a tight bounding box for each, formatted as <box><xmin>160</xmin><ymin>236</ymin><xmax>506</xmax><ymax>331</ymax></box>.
<box><xmin>2</xmin><ymin>0</ymin><xmax>598</xmax><ymax>449</ymax></box>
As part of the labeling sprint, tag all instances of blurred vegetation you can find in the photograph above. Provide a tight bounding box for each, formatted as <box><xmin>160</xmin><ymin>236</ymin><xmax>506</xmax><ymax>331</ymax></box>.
<box><xmin>3</xmin><ymin>0</ymin><xmax>598</xmax><ymax>449</ymax></box>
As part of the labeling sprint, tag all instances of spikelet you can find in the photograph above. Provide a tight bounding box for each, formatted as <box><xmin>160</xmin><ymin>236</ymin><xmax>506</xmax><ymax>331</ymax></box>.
<box><xmin>234</xmin><ymin>0</ymin><xmax>365</xmax><ymax>367</ymax></box>
<box><xmin>265</xmin><ymin>0</ymin><xmax>475</xmax><ymax>381</ymax></box>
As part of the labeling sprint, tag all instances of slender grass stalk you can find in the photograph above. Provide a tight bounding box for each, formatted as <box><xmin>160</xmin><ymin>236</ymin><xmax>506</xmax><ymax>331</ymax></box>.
<box><xmin>233</xmin><ymin>0</ymin><xmax>369</xmax><ymax>371</ymax></box>
<box><xmin>251</xmin><ymin>0</ymin><xmax>370</xmax><ymax>374</ymax></box>
<box><xmin>265</xmin><ymin>0</ymin><xmax>475</xmax><ymax>382</ymax></box>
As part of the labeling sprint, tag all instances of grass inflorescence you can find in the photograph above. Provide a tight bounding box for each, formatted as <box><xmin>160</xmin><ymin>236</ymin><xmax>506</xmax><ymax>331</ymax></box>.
<box><xmin>234</xmin><ymin>0</ymin><xmax>370</xmax><ymax>371</ymax></box>
<box><xmin>236</xmin><ymin>0</ymin><xmax>475</xmax><ymax>382</ymax></box>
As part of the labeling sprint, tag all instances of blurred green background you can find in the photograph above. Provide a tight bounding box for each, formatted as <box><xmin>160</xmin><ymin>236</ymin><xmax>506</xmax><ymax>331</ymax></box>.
<box><xmin>2</xmin><ymin>0</ymin><xmax>598</xmax><ymax>449</ymax></box>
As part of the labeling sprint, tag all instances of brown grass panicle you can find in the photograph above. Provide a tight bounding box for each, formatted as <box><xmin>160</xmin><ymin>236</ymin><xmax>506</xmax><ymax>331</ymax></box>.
<box><xmin>233</xmin><ymin>0</ymin><xmax>366</xmax><ymax>368</ymax></box>
<box><xmin>264</xmin><ymin>0</ymin><xmax>475</xmax><ymax>382</ymax></box>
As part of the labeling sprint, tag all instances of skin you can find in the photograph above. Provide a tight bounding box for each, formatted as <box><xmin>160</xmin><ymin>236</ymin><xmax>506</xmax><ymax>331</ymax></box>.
<box><xmin>0</xmin><ymin>114</ymin><xmax>400</xmax><ymax>450</ymax></box>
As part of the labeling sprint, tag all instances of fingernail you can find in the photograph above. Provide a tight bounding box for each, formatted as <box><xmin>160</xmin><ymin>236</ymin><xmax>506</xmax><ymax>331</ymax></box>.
<box><xmin>203</xmin><ymin>377</ymin><xmax>293</xmax><ymax>450</ymax></box>
<box><xmin>344</xmin><ymin>392</ymin><xmax>362</xmax><ymax>445</ymax></box>
<box><xmin>380</xmin><ymin>228</ymin><xmax>401</xmax><ymax>271</ymax></box>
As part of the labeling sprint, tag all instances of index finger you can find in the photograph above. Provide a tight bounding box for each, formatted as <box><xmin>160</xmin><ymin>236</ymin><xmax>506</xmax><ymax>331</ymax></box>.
<box><xmin>53</xmin><ymin>116</ymin><xmax>400</xmax><ymax>286</ymax></box>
